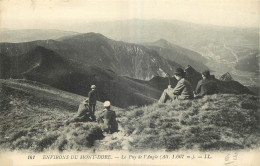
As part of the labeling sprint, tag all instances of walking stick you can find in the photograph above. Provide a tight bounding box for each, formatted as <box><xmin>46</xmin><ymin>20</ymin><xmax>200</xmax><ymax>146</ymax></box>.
<box><xmin>166</xmin><ymin>73</ymin><xmax>171</xmax><ymax>85</ymax></box>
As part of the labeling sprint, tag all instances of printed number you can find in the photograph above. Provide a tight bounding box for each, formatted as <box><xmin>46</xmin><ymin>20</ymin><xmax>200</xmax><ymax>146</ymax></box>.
<box><xmin>28</xmin><ymin>155</ymin><xmax>35</xmax><ymax>159</ymax></box>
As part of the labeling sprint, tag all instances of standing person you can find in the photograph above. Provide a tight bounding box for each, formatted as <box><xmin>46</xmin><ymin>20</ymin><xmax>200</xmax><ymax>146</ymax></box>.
<box><xmin>194</xmin><ymin>70</ymin><xmax>218</xmax><ymax>98</ymax></box>
<box><xmin>98</xmin><ymin>101</ymin><xmax>118</xmax><ymax>134</ymax></box>
<box><xmin>172</xmin><ymin>68</ymin><xmax>193</xmax><ymax>100</ymax></box>
<box><xmin>88</xmin><ymin>85</ymin><xmax>97</xmax><ymax>121</ymax></box>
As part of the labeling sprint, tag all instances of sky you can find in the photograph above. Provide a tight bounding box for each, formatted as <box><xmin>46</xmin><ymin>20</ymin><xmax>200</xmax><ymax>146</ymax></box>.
<box><xmin>0</xmin><ymin>0</ymin><xmax>259</xmax><ymax>30</ymax></box>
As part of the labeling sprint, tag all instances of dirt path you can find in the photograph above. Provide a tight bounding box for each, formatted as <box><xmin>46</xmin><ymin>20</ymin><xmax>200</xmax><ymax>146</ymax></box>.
<box><xmin>94</xmin><ymin>119</ymin><xmax>133</xmax><ymax>152</ymax></box>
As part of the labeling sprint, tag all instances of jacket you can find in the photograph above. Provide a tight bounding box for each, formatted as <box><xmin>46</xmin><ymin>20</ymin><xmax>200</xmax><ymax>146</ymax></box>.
<box><xmin>88</xmin><ymin>89</ymin><xmax>97</xmax><ymax>104</ymax></box>
<box><xmin>99</xmin><ymin>109</ymin><xmax>118</xmax><ymax>133</ymax></box>
<box><xmin>195</xmin><ymin>79</ymin><xmax>218</xmax><ymax>97</ymax></box>
<box><xmin>73</xmin><ymin>103</ymin><xmax>91</xmax><ymax>121</ymax></box>
<box><xmin>173</xmin><ymin>78</ymin><xmax>193</xmax><ymax>99</ymax></box>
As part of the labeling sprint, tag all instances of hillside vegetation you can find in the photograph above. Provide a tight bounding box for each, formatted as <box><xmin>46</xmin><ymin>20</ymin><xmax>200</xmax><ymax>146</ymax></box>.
<box><xmin>0</xmin><ymin>79</ymin><xmax>259</xmax><ymax>152</ymax></box>
<box><xmin>0</xmin><ymin>79</ymin><xmax>122</xmax><ymax>152</ymax></box>
<box><xmin>120</xmin><ymin>94</ymin><xmax>260</xmax><ymax>151</ymax></box>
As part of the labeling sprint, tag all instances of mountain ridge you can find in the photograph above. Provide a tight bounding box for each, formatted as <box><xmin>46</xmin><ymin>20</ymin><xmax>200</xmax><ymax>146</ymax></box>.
<box><xmin>0</xmin><ymin>32</ymin><xmax>183</xmax><ymax>80</ymax></box>
<box><xmin>0</xmin><ymin>29</ymin><xmax>78</xmax><ymax>43</ymax></box>
<box><xmin>143</xmin><ymin>39</ymin><xmax>208</xmax><ymax>72</ymax></box>
<box><xmin>0</xmin><ymin>33</ymin><xmax>255</xmax><ymax>107</ymax></box>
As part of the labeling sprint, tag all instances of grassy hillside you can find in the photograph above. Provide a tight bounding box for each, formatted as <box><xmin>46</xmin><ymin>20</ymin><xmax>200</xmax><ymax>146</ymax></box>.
<box><xmin>0</xmin><ymin>79</ymin><xmax>259</xmax><ymax>152</ymax></box>
<box><xmin>0</xmin><ymin>79</ymin><xmax>123</xmax><ymax>152</ymax></box>
<box><xmin>120</xmin><ymin>94</ymin><xmax>260</xmax><ymax>151</ymax></box>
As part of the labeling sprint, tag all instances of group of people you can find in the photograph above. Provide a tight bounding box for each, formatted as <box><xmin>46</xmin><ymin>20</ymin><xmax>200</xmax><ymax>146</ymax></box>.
<box><xmin>66</xmin><ymin>85</ymin><xmax>118</xmax><ymax>134</ymax></box>
<box><xmin>159</xmin><ymin>68</ymin><xmax>218</xmax><ymax>103</ymax></box>
<box><xmin>66</xmin><ymin>67</ymin><xmax>217</xmax><ymax>134</ymax></box>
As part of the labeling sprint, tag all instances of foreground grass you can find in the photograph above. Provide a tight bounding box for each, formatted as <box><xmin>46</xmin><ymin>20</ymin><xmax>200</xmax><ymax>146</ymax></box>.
<box><xmin>120</xmin><ymin>94</ymin><xmax>260</xmax><ymax>151</ymax></box>
<box><xmin>0</xmin><ymin>79</ymin><xmax>109</xmax><ymax>152</ymax></box>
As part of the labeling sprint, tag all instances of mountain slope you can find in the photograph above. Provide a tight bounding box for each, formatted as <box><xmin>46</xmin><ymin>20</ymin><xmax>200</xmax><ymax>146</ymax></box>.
<box><xmin>0</xmin><ymin>43</ymin><xmax>253</xmax><ymax>108</ymax></box>
<box><xmin>0</xmin><ymin>79</ymin><xmax>116</xmax><ymax>152</ymax></box>
<box><xmin>71</xmin><ymin>19</ymin><xmax>259</xmax><ymax>86</ymax></box>
<box><xmin>143</xmin><ymin>39</ymin><xmax>208</xmax><ymax>72</ymax></box>
<box><xmin>120</xmin><ymin>93</ymin><xmax>260</xmax><ymax>151</ymax></box>
<box><xmin>0</xmin><ymin>37</ymin><xmax>254</xmax><ymax>108</ymax></box>
<box><xmin>0</xmin><ymin>46</ymin><xmax>162</xmax><ymax>108</ymax></box>
<box><xmin>1</xmin><ymin>79</ymin><xmax>259</xmax><ymax>152</ymax></box>
<box><xmin>235</xmin><ymin>53</ymin><xmax>259</xmax><ymax>73</ymax></box>
<box><xmin>60</xmin><ymin>33</ymin><xmax>182</xmax><ymax>80</ymax></box>
<box><xmin>0</xmin><ymin>33</ymin><xmax>182</xmax><ymax>80</ymax></box>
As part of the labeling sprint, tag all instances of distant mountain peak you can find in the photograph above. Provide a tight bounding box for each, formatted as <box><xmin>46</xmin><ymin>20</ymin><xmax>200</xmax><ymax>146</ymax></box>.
<box><xmin>153</xmin><ymin>39</ymin><xmax>173</xmax><ymax>49</ymax></box>
<box><xmin>219</xmin><ymin>72</ymin><xmax>233</xmax><ymax>81</ymax></box>
<box><xmin>157</xmin><ymin>38</ymin><xmax>170</xmax><ymax>43</ymax></box>
<box><xmin>81</xmin><ymin>32</ymin><xmax>106</xmax><ymax>38</ymax></box>
<box><xmin>61</xmin><ymin>32</ymin><xmax>109</xmax><ymax>42</ymax></box>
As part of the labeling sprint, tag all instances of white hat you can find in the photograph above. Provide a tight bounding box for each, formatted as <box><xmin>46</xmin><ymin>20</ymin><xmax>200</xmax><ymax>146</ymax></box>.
<box><xmin>104</xmin><ymin>101</ymin><xmax>111</xmax><ymax>107</ymax></box>
<box><xmin>91</xmin><ymin>85</ymin><xmax>96</xmax><ymax>89</ymax></box>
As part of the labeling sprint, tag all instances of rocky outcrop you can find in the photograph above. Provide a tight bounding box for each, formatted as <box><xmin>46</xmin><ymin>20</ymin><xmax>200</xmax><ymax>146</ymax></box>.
<box><xmin>148</xmin><ymin>66</ymin><xmax>253</xmax><ymax>95</ymax></box>
<box><xmin>219</xmin><ymin>72</ymin><xmax>233</xmax><ymax>81</ymax></box>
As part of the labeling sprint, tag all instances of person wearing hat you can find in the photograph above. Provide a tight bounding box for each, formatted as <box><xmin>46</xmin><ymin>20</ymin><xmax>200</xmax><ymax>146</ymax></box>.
<box><xmin>65</xmin><ymin>99</ymin><xmax>92</xmax><ymax>125</ymax></box>
<box><xmin>97</xmin><ymin>101</ymin><xmax>118</xmax><ymax>134</ymax></box>
<box><xmin>194</xmin><ymin>70</ymin><xmax>218</xmax><ymax>98</ymax></box>
<box><xmin>172</xmin><ymin>68</ymin><xmax>193</xmax><ymax>100</ymax></box>
<box><xmin>88</xmin><ymin>85</ymin><xmax>98</xmax><ymax>121</ymax></box>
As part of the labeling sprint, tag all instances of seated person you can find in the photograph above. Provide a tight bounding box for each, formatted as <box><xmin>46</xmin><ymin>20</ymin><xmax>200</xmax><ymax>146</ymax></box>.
<box><xmin>66</xmin><ymin>99</ymin><xmax>93</xmax><ymax>125</ymax></box>
<box><xmin>97</xmin><ymin>101</ymin><xmax>118</xmax><ymax>134</ymax></box>
<box><xmin>158</xmin><ymin>85</ymin><xmax>175</xmax><ymax>103</ymax></box>
<box><xmin>194</xmin><ymin>70</ymin><xmax>218</xmax><ymax>98</ymax></box>
<box><xmin>172</xmin><ymin>68</ymin><xmax>194</xmax><ymax>100</ymax></box>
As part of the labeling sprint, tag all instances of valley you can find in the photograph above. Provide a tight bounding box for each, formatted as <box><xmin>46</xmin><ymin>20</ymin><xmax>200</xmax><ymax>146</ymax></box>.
<box><xmin>193</xmin><ymin>42</ymin><xmax>259</xmax><ymax>87</ymax></box>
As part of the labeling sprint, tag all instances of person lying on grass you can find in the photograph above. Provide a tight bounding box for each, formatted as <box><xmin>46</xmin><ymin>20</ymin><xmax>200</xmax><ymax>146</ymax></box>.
<box><xmin>97</xmin><ymin>101</ymin><xmax>118</xmax><ymax>134</ymax></box>
<box><xmin>65</xmin><ymin>99</ymin><xmax>94</xmax><ymax>125</ymax></box>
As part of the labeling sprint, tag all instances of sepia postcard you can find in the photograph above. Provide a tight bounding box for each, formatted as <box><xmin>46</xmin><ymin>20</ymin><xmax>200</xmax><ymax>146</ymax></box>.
<box><xmin>0</xmin><ymin>0</ymin><xmax>259</xmax><ymax>165</ymax></box>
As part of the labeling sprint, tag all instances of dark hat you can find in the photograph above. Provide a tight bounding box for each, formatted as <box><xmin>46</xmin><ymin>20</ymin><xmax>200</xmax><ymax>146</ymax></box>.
<box><xmin>174</xmin><ymin>68</ymin><xmax>185</xmax><ymax>76</ymax></box>
<box><xmin>202</xmin><ymin>70</ymin><xmax>210</xmax><ymax>78</ymax></box>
